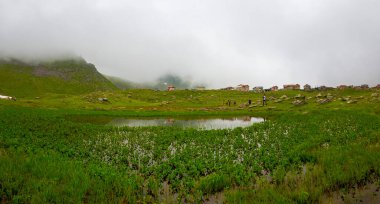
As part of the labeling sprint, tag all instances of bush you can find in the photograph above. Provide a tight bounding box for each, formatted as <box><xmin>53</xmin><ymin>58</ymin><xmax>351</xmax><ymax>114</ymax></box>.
<box><xmin>197</xmin><ymin>173</ymin><xmax>231</xmax><ymax>195</ymax></box>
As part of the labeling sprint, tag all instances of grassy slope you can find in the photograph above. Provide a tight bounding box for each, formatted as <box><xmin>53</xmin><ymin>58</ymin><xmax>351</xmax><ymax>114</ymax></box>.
<box><xmin>0</xmin><ymin>59</ymin><xmax>116</xmax><ymax>97</ymax></box>
<box><xmin>2</xmin><ymin>89</ymin><xmax>379</xmax><ymax>117</ymax></box>
<box><xmin>0</xmin><ymin>88</ymin><xmax>380</xmax><ymax>203</ymax></box>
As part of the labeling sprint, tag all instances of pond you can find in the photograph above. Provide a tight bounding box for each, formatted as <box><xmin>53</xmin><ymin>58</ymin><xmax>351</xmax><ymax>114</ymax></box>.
<box><xmin>107</xmin><ymin>116</ymin><xmax>264</xmax><ymax>130</ymax></box>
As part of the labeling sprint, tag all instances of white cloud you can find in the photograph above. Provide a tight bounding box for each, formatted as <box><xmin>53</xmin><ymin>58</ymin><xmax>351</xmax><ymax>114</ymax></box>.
<box><xmin>1</xmin><ymin>0</ymin><xmax>379</xmax><ymax>88</ymax></box>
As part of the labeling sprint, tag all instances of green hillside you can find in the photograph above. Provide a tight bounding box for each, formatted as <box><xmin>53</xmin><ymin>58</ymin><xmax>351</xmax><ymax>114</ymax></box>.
<box><xmin>0</xmin><ymin>58</ymin><xmax>117</xmax><ymax>97</ymax></box>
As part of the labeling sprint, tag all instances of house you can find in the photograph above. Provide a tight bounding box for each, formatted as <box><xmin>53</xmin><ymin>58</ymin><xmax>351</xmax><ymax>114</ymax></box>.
<box><xmin>303</xmin><ymin>84</ymin><xmax>311</xmax><ymax>91</ymax></box>
<box><xmin>271</xmin><ymin>86</ymin><xmax>279</xmax><ymax>91</ymax></box>
<box><xmin>354</xmin><ymin>84</ymin><xmax>369</xmax><ymax>90</ymax></box>
<box><xmin>252</xmin><ymin>86</ymin><xmax>264</xmax><ymax>93</ymax></box>
<box><xmin>337</xmin><ymin>85</ymin><xmax>348</xmax><ymax>90</ymax></box>
<box><xmin>283</xmin><ymin>84</ymin><xmax>300</xmax><ymax>90</ymax></box>
<box><xmin>236</xmin><ymin>84</ymin><xmax>250</xmax><ymax>92</ymax></box>
<box><xmin>315</xmin><ymin>85</ymin><xmax>333</xmax><ymax>91</ymax></box>
<box><xmin>167</xmin><ymin>85</ymin><xmax>175</xmax><ymax>91</ymax></box>
<box><xmin>360</xmin><ymin>84</ymin><xmax>369</xmax><ymax>89</ymax></box>
<box><xmin>195</xmin><ymin>86</ymin><xmax>206</xmax><ymax>91</ymax></box>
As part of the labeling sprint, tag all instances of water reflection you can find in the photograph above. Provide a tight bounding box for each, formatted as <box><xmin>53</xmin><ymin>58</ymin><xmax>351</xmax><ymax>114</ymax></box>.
<box><xmin>108</xmin><ymin>116</ymin><xmax>264</xmax><ymax>130</ymax></box>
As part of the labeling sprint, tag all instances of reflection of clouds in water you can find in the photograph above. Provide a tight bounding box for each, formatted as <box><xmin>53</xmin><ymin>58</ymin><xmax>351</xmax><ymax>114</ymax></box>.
<box><xmin>108</xmin><ymin>117</ymin><xmax>264</xmax><ymax>130</ymax></box>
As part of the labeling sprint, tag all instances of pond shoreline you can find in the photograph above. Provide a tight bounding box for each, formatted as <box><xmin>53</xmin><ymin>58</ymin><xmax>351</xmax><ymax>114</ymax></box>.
<box><xmin>67</xmin><ymin>115</ymin><xmax>265</xmax><ymax>129</ymax></box>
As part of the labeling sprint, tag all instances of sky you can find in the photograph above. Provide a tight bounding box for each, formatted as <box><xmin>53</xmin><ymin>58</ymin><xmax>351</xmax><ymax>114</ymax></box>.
<box><xmin>1</xmin><ymin>0</ymin><xmax>380</xmax><ymax>88</ymax></box>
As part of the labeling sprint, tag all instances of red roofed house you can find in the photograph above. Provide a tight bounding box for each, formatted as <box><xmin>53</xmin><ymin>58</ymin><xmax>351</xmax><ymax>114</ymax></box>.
<box><xmin>303</xmin><ymin>84</ymin><xmax>311</xmax><ymax>91</ymax></box>
<box><xmin>236</xmin><ymin>84</ymin><xmax>250</xmax><ymax>92</ymax></box>
<box><xmin>167</xmin><ymin>85</ymin><xmax>175</xmax><ymax>91</ymax></box>
<box><xmin>271</xmin><ymin>86</ymin><xmax>279</xmax><ymax>91</ymax></box>
<box><xmin>283</xmin><ymin>84</ymin><xmax>300</xmax><ymax>90</ymax></box>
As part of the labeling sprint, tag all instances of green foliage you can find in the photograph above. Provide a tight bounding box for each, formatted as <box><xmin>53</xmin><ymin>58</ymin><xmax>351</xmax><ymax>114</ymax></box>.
<box><xmin>0</xmin><ymin>87</ymin><xmax>379</xmax><ymax>203</ymax></box>
<box><xmin>0</xmin><ymin>150</ymin><xmax>146</xmax><ymax>203</ymax></box>
<box><xmin>0</xmin><ymin>108</ymin><xmax>380</xmax><ymax>203</ymax></box>
<box><xmin>225</xmin><ymin>188</ymin><xmax>292</xmax><ymax>204</ymax></box>
<box><xmin>272</xmin><ymin>166</ymin><xmax>287</xmax><ymax>184</ymax></box>
<box><xmin>197</xmin><ymin>173</ymin><xmax>231</xmax><ymax>195</ymax></box>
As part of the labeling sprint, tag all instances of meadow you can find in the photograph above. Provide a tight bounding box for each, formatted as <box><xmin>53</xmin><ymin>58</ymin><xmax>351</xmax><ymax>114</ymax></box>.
<box><xmin>1</xmin><ymin>88</ymin><xmax>380</xmax><ymax>203</ymax></box>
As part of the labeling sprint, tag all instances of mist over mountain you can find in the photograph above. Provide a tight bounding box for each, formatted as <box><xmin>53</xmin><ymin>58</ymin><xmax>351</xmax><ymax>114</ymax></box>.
<box><xmin>1</xmin><ymin>0</ymin><xmax>380</xmax><ymax>88</ymax></box>
<box><xmin>0</xmin><ymin>54</ymin><xmax>204</xmax><ymax>96</ymax></box>
<box><xmin>0</xmin><ymin>57</ymin><xmax>116</xmax><ymax>97</ymax></box>
<box><xmin>105</xmin><ymin>73</ymin><xmax>205</xmax><ymax>90</ymax></box>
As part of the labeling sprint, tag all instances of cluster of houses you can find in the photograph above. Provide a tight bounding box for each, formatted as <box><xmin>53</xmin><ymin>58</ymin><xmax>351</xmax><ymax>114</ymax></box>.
<box><xmin>166</xmin><ymin>85</ymin><xmax>206</xmax><ymax>91</ymax></box>
<box><xmin>166</xmin><ymin>83</ymin><xmax>380</xmax><ymax>92</ymax></box>
<box><xmin>252</xmin><ymin>84</ymin><xmax>303</xmax><ymax>92</ymax></box>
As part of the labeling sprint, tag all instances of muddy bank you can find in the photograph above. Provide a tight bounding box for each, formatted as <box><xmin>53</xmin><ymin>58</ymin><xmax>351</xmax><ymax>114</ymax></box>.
<box><xmin>322</xmin><ymin>181</ymin><xmax>380</xmax><ymax>204</ymax></box>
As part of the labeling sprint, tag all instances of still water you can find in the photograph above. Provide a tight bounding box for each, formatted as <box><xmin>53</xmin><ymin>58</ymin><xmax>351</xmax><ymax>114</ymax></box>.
<box><xmin>107</xmin><ymin>116</ymin><xmax>264</xmax><ymax>130</ymax></box>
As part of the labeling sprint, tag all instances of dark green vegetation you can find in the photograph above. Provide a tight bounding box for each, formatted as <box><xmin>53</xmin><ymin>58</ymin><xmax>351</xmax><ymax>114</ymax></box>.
<box><xmin>1</xmin><ymin>60</ymin><xmax>380</xmax><ymax>203</ymax></box>
<box><xmin>0</xmin><ymin>58</ymin><xmax>116</xmax><ymax>97</ymax></box>
<box><xmin>1</xmin><ymin>106</ymin><xmax>379</xmax><ymax>203</ymax></box>
<box><xmin>1</xmin><ymin>88</ymin><xmax>380</xmax><ymax>203</ymax></box>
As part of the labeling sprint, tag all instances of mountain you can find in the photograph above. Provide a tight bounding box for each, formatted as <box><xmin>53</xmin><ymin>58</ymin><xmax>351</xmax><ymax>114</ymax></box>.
<box><xmin>104</xmin><ymin>75</ymin><xmax>150</xmax><ymax>90</ymax></box>
<box><xmin>105</xmin><ymin>74</ymin><xmax>195</xmax><ymax>90</ymax></box>
<box><xmin>0</xmin><ymin>57</ymin><xmax>117</xmax><ymax>97</ymax></box>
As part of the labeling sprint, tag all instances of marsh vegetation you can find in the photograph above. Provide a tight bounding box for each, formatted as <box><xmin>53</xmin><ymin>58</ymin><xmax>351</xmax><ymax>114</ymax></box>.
<box><xmin>1</xmin><ymin>88</ymin><xmax>380</xmax><ymax>203</ymax></box>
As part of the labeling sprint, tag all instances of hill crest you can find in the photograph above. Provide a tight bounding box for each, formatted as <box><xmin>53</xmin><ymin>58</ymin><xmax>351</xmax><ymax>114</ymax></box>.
<box><xmin>0</xmin><ymin>57</ymin><xmax>117</xmax><ymax>97</ymax></box>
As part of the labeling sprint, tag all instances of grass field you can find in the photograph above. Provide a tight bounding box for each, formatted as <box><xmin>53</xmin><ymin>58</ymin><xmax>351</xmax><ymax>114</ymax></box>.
<box><xmin>1</xmin><ymin>88</ymin><xmax>380</xmax><ymax>203</ymax></box>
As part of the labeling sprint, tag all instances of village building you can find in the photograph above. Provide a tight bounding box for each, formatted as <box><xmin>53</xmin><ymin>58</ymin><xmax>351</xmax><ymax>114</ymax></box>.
<box><xmin>167</xmin><ymin>85</ymin><xmax>175</xmax><ymax>91</ymax></box>
<box><xmin>283</xmin><ymin>84</ymin><xmax>300</xmax><ymax>90</ymax></box>
<box><xmin>303</xmin><ymin>84</ymin><xmax>311</xmax><ymax>91</ymax></box>
<box><xmin>236</xmin><ymin>84</ymin><xmax>250</xmax><ymax>92</ymax></box>
<box><xmin>315</xmin><ymin>85</ymin><xmax>330</xmax><ymax>91</ymax></box>
<box><xmin>252</xmin><ymin>86</ymin><xmax>264</xmax><ymax>93</ymax></box>
<box><xmin>271</xmin><ymin>86</ymin><xmax>279</xmax><ymax>91</ymax></box>
<box><xmin>354</xmin><ymin>84</ymin><xmax>369</xmax><ymax>90</ymax></box>
<box><xmin>360</xmin><ymin>84</ymin><xmax>369</xmax><ymax>89</ymax></box>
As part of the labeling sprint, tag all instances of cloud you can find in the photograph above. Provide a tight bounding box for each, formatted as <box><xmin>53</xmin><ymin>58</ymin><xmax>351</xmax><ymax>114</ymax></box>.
<box><xmin>1</xmin><ymin>0</ymin><xmax>380</xmax><ymax>88</ymax></box>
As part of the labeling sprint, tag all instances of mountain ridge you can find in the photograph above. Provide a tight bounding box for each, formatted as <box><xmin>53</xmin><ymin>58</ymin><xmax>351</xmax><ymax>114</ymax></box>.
<box><xmin>0</xmin><ymin>57</ymin><xmax>117</xmax><ymax>97</ymax></box>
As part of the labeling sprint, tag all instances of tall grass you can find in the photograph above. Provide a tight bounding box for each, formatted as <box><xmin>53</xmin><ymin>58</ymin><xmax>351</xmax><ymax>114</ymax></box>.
<box><xmin>0</xmin><ymin>107</ymin><xmax>379</xmax><ymax>203</ymax></box>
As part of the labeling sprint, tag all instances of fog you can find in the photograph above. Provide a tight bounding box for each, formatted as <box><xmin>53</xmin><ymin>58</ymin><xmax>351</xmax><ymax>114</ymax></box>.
<box><xmin>1</xmin><ymin>0</ymin><xmax>380</xmax><ymax>88</ymax></box>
